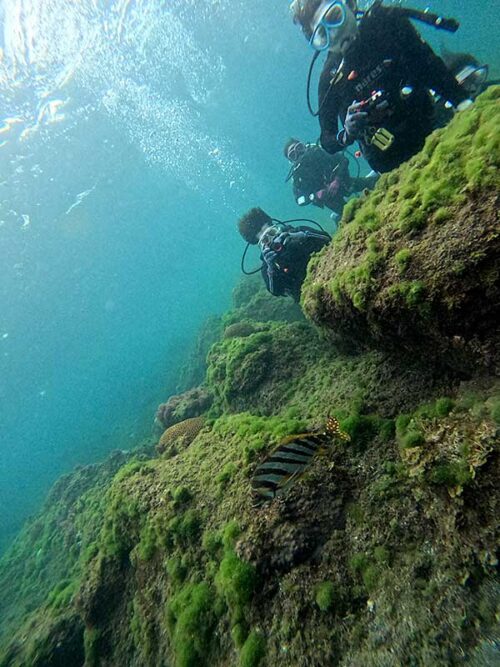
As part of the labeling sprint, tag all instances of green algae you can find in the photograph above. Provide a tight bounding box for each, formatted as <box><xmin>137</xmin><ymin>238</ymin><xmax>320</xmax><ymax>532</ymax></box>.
<box><xmin>221</xmin><ymin>520</ymin><xmax>241</xmax><ymax>550</ymax></box>
<box><xmin>216</xmin><ymin>550</ymin><xmax>257</xmax><ymax>624</ymax></box>
<box><xmin>47</xmin><ymin>580</ymin><xmax>78</xmax><ymax>610</ymax></box>
<box><xmin>239</xmin><ymin>631</ymin><xmax>266</xmax><ymax>667</ymax></box>
<box><xmin>1</xmin><ymin>113</ymin><xmax>500</xmax><ymax>667</ymax></box>
<box><xmin>373</xmin><ymin>546</ymin><xmax>390</xmax><ymax>567</ymax></box>
<box><xmin>135</xmin><ymin>522</ymin><xmax>158</xmax><ymax>561</ymax></box>
<box><xmin>166</xmin><ymin>557</ymin><xmax>188</xmax><ymax>585</ymax></box>
<box><xmin>340</xmin><ymin>413</ymin><xmax>394</xmax><ymax>450</ymax></box>
<box><xmin>488</xmin><ymin>399</ymin><xmax>500</xmax><ymax>424</ymax></box>
<box><xmin>349</xmin><ymin>553</ymin><xmax>382</xmax><ymax>594</ymax></box>
<box><xmin>201</xmin><ymin>530</ymin><xmax>223</xmax><ymax>559</ymax></box>
<box><xmin>173</xmin><ymin>485</ymin><xmax>193</xmax><ymax>505</ymax></box>
<box><xmin>428</xmin><ymin>461</ymin><xmax>472</xmax><ymax>488</ymax></box>
<box><xmin>83</xmin><ymin>628</ymin><xmax>101</xmax><ymax>667</ymax></box>
<box><xmin>314</xmin><ymin>581</ymin><xmax>336</xmax><ymax>612</ymax></box>
<box><xmin>216</xmin><ymin>463</ymin><xmax>238</xmax><ymax>490</ymax></box>
<box><xmin>395</xmin><ymin>396</ymin><xmax>458</xmax><ymax>450</ymax></box>
<box><xmin>394</xmin><ymin>248</ymin><xmax>412</xmax><ymax>274</ymax></box>
<box><xmin>166</xmin><ymin>582</ymin><xmax>221</xmax><ymax>667</ymax></box>
<box><xmin>387</xmin><ymin>280</ymin><xmax>426</xmax><ymax>309</ymax></box>
<box><xmin>231</xmin><ymin>622</ymin><xmax>249</xmax><ymax>649</ymax></box>
<box><xmin>166</xmin><ymin>510</ymin><xmax>203</xmax><ymax>551</ymax></box>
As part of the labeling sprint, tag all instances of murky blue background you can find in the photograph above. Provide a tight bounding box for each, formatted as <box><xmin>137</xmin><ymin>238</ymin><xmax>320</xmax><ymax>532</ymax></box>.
<box><xmin>0</xmin><ymin>0</ymin><xmax>498</xmax><ymax>553</ymax></box>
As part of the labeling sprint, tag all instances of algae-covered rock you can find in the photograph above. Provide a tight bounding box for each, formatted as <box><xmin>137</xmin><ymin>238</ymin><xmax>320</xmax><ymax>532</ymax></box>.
<box><xmin>176</xmin><ymin>278</ymin><xmax>303</xmax><ymax>394</ymax></box>
<box><xmin>1</xmin><ymin>95</ymin><xmax>499</xmax><ymax>667</ymax></box>
<box><xmin>176</xmin><ymin>315</ymin><xmax>225</xmax><ymax>392</ymax></box>
<box><xmin>1</xmin><ymin>612</ymin><xmax>85</xmax><ymax>667</ymax></box>
<box><xmin>2</xmin><ymin>386</ymin><xmax>497</xmax><ymax>666</ymax></box>
<box><xmin>229</xmin><ymin>275</ymin><xmax>305</xmax><ymax>325</ymax></box>
<box><xmin>156</xmin><ymin>385</ymin><xmax>213</xmax><ymax>429</ymax></box>
<box><xmin>207</xmin><ymin>320</ymin><xmax>336</xmax><ymax>415</ymax></box>
<box><xmin>302</xmin><ymin>88</ymin><xmax>500</xmax><ymax>371</ymax></box>
<box><xmin>207</xmin><ymin>318</ymin><xmax>460</xmax><ymax>420</ymax></box>
<box><xmin>156</xmin><ymin>416</ymin><xmax>206</xmax><ymax>457</ymax></box>
<box><xmin>0</xmin><ymin>447</ymin><xmax>153</xmax><ymax>667</ymax></box>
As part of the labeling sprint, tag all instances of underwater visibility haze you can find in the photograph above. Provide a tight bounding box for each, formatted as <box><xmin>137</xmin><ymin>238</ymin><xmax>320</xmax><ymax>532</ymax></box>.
<box><xmin>0</xmin><ymin>0</ymin><xmax>499</xmax><ymax>665</ymax></box>
<box><xmin>0</xmin><ymin>0</ymin><xmax>318</xmax><ymax>550</ymax></box>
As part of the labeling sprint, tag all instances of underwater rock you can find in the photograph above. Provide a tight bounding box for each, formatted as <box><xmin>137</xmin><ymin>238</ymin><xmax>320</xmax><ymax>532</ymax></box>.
<box><xmin>156</xmin><ymin>415</ymin><xmax>206</xmax><ymax>457</ymax></box>
<box><xmin>156</xmin><ymin>385</ymin><xmax>213</xmax><ymax>429</ymax></box>
<box><xmin>1</xmin><ymin>385</ymin><xmax>498</xmax><ymax>667</ymax></box>
<box><xmin>207</xmin><ymin>320</ymin><xmax>344</xmax><ymax>415</ymax></box>
<box><xmin>238</xmin><ymin>458</ymin><xmax>350</xmax><ymax>577</ymax></box>
<box><xmin>223</xmin><ymin>320</ymin><xmax>261</xmax><ymax>339</ymax></box>
<box><xmin>2</xmin><ymin>100</ymin><xmax>500</xmax><ymax>667</ymax></box>
<box><xmin>175</xmin><ymin>280</ymin><xmax>303</xmax><ymax>395</ymax></box>
<box><xmin>0</xmin><ymin>445</ymin><xmax>153</xmax><ymax>667</ymax></box>
<box><xmin>229</xmin><ymin>275</ymin><xmax>305</xmax><ymax>325</ymax></box>
<box><xmin>207</xmin><ymin>318</ymin><xmax>461</xmax><ymax>419</ymax></box>
<box><xmin>176</xmin><ymin>315</ymin><xmax>224</xmax><ymax>392</ymax></box>
<box><xmin>2</xmin><ymin>613</ymin><xmax>85</xmax><ymax>667</ymax></box>
<box><xmin>302</xmin><ymin>88</ymin><xmax>500</xmax><ymax>371</ymax></box>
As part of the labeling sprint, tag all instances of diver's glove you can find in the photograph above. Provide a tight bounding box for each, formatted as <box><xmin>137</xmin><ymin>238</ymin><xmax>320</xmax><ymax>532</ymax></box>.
<box><xmin>342</xmin><ymin>98</ymin><xmax>391</xmax><ymax>144</ymax></box>
<box><xmin>326</xmin><ymin>178</ymin><xmax>340</xmax><ymax>197</ymax></box>
<box><xmin>276</xmin><ymin>230</ymin><xmax>306</xmax><ymax>245</ymax></box>
<box><xmin>342</xmin><ymin>101</ymin><xmax>369</xmax><ymax>143</ymax></box>
<box><xmin>262</xmin><ymin>246</ymin><xmax>278</xmax><ymax>268</ymax></box>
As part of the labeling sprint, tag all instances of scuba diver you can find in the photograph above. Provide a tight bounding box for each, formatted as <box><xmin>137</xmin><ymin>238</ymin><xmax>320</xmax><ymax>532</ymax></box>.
<box><xmin>434</xmin><ymin>48</ymin><xmax>491</xmax><ymax>127</ymax></box>
<box><xmin>238</xmin><ymin>207</ymin><xmax>331</xmax><ymax>302</ymax></box>
<box><xmin>290</xmin><ymin>0</ymin><xmax>474</xmax><ymax>173</ymax></box>
<box><xmin>284</xmin><ymin>138</ymin><xmax>378</xmax><ymax>219</ymax></box>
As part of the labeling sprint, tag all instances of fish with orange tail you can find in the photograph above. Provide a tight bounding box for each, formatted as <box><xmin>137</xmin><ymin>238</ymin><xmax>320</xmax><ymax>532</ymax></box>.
<box><xmin>251</xmin><ymin>416</ymin><xmax>350</xmax><ymax>505</ymax></box>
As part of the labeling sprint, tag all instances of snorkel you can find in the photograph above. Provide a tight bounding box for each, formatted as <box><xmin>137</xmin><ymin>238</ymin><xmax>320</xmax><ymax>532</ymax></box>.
<box><xmin>304</xmin><ymin>0</ymin><xmax>361</xmax><ymax>116</ymax></box>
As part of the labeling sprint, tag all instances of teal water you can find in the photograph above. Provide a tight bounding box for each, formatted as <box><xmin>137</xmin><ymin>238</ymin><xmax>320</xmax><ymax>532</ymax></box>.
<box><xmin>0</xmin><ymin>0</ymin><xmax>498</xmax><ymax>553</ymax></box>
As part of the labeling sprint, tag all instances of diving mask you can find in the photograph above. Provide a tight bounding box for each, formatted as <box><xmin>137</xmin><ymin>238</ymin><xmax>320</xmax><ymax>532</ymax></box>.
<box><xmin>287</xmin><ymin>141</ymin><xmax>306</xmax><ymax>162</ymax></box>
<box><xmin>455</xmin><ymin>64</ymin><xmax>489</xmax><ymax>98</ymax></box>
<box><xmin>258</xmin><ymin>223</ymin><xmax>285</xmax><ymax>249</ymax></box>
<box><xmin>310</xmin><ymin>1</ymin><xmax>346</xmax><ymax>51</ymax></box>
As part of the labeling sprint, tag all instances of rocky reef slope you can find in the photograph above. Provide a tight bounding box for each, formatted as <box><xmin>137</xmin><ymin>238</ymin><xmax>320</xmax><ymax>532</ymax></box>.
<box><xmin>0</xmin><ymin>88</ymin><xmax>499</xmax><ymax>667</ymax></box>
<box><xmin>302</xmin><ymin>87</ymin><xmax>500</xmax><ymax>372</ymax></box>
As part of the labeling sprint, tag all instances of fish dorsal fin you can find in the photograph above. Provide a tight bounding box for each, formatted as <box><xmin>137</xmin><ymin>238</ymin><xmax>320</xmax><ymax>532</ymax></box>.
<box><xmin>278</xmin><ymin>432</ymin><xmax>320</xmax><ymax>446</ymax></box>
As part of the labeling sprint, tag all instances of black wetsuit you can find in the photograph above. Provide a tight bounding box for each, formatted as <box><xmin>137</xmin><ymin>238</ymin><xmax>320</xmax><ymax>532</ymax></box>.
<box><xmin>290</xmin><ymin>145</ymin><xmax>371</xmax><ymax>214</ymax></box>
<box><xmin>260</xmin><ymin>225</ymin><xmax>330</xmax><ymax>302</ymax></box>
<box><xmin>318</xmin><ymin>2</ymin><xmax>468</xmax><ymax>173</ymax></box>
<box><xmin>291</xmin><ymin>146</ymin><xmax>346</xmax><ymax>198</ymax></box>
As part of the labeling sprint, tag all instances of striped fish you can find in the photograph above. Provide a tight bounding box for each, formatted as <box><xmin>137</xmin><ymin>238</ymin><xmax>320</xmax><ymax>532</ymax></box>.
<box><xmin>251</xmin><ymin>416</ymin><xmax>350</xmax><ymax>505</ymax></box>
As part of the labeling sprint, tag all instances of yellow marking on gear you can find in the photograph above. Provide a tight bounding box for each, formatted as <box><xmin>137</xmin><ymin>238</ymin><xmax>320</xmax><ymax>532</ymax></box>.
<box><xmin>369</xmin><ymin>127</ymin><xmax>394</xmax><ymax>151</ymax></box>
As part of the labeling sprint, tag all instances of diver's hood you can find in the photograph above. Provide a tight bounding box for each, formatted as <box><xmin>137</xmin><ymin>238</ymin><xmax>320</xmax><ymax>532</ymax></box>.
<box><xmin>441</xmin><ymin>49</ymin><xmax>480</xmax><ymax>75</ymax></box>
<box><xmin>456</xmin><ymin>64</ymin><xmax>489</xmax><ymax>97</ymax></box>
